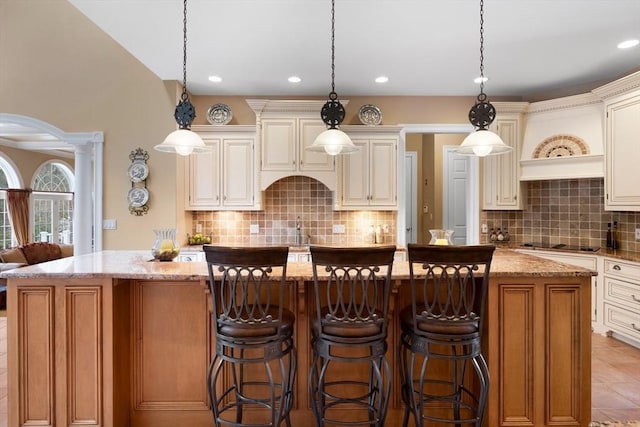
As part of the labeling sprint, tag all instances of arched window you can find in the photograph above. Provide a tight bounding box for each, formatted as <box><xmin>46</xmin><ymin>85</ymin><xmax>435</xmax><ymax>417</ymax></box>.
<box><xmin>0</xmin><ymin>154</ymin><xmax>23</xmax><ymax>249</ymax></box>
<box><xmin>31</xmin><ymin>161</ymin><xmax>74</xmax><ymax>245</ymax></box>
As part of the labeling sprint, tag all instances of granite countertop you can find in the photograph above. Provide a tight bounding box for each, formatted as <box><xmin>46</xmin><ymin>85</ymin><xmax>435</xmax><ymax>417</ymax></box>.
<box><xmin>0</xmin><ymin>248</ymin><xmax>595</xmax><ymax>282</ymax></box>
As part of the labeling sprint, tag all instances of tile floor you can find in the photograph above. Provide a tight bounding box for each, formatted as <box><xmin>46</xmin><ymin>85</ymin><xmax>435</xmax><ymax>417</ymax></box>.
<box><xmin>0</xmin><ymin>317</ymin><xmax>637</xmax><ymax>426</ymax></box>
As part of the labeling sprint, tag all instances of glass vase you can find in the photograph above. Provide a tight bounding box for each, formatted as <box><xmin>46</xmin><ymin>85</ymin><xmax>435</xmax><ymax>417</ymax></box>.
<box><xmin>151</xmin><ymin>228</ymin><xmax>180</xmax><ymax>261</ymax></box>
<box><xmin>429</xmin><ymin>229</ymin><xmax>454</xmax><ymax>245</ymax></box>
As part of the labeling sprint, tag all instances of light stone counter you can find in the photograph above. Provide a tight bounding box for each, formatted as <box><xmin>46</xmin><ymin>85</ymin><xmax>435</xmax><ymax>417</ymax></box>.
<box><xmin>0</xmin><ymin>248</ymin><xmax>595</xmax><ymax>281</ymax></box>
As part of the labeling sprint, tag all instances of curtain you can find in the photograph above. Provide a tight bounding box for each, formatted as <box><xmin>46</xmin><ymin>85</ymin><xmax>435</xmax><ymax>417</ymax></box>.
<box><xmin>6</xmin><ymin>189</ymin><xmax>31</xmax><ymax>246</ymax></box>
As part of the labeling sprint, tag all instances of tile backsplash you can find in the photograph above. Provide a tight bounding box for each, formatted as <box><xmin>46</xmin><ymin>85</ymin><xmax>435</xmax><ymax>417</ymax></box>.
<box><xmin>481</xmin><ymin>178</ymin><xmax>640</xmax><ymax>253</ymax></box>
<box><xmin>190</xmin><ymin>176</ymin><xmax>396</xmax><ymax>246</ymax></box>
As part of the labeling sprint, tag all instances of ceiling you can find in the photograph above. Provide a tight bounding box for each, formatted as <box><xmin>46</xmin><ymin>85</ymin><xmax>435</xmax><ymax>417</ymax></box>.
<box><xmin>66</xmin><ymin>0</ymin><xmax>640</xmax><ymax>99</ymax></box>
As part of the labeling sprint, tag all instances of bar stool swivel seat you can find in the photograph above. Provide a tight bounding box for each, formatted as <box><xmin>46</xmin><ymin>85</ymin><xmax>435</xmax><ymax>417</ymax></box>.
<box><xmin>309</xmin><ymin>245</ymin><xmax>396</xmax><ymax>427</ymax></box>
<box><xmin>204</xmin><ymin>245</ymin><xmax>296</xmax><ymax>427</ymax></box>
<box><xmin>399</xmin><ymin>244</ymin><xmax>495</xmax><ymax>427</ymax></box>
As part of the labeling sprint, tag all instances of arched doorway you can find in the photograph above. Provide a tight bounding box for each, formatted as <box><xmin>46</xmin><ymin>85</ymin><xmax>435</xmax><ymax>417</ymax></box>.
<box><xmin>0</xmin><ymin>113</ymin><xmax>103</xmax><ymax>254</ymax></box>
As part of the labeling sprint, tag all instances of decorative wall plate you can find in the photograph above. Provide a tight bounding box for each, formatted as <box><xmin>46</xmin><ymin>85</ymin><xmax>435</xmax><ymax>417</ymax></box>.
<box><xmin>358</xmin><ymin>104</ymin><xmax>383</xmax><ymax>126</ymax></box>
<box><xmin>127</xmin><ymin>187</ymin><xmax>149</xmax><ymax>208</ymax></box>
<box><xmin>127</xmin><ymin>161</ymin><xmax>149</xmax><ymax>182</ymax></box>
<box><xmin>206</xmin><ymin>103</ymin><xmax>233</xmax><ymax>125</ymax></box>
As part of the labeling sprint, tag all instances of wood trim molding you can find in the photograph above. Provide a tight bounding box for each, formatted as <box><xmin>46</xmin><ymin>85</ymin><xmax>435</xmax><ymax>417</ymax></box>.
<box><xmin>18</xmin><ymin>287</ymin><xmax>54</xmax><ymax>426</ymax></box>
<box><xmin>66</xmin><ymin>287</ymin><xmax>103</xmax><ymax>425</ymax></box>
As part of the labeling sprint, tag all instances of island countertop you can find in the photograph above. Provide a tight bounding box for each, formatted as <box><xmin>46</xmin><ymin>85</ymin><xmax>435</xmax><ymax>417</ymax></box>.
<box><xmin>4</xmin><ymin>246</ymin><xmax>594</xmax><ymax>427</ymax></box>
<box><xmin>0</xmin><ymin>247</ymin><xmax>596</xmax><ymax>281</ymax></box>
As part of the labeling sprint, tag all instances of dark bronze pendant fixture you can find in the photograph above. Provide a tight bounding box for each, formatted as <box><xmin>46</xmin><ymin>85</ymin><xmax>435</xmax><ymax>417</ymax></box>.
<box><xmin>457</xmin><ymin>0</ymin><xmax>512</xmax><ymax>157</ymax></box>
<box><xmin>155</xmin><ymin>0</ymin><xmax>208</xmax><ymax>156</ymax></box>
<box><xmin>307</xmin><ymin>0</ymin><xmax>358</xmax><ymax>156</ymax></box>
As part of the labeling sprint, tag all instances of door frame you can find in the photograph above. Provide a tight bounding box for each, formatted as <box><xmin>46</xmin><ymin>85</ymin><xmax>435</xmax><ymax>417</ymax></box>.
<box><xmin>398</xmin><ymin>124</ymin><xmax>477</xmax><ymax>246</ymax></box>
<box><xmin>404</xmin><ymin>151</ymin><xmax>418</xmax><ymax>244</ymax></box>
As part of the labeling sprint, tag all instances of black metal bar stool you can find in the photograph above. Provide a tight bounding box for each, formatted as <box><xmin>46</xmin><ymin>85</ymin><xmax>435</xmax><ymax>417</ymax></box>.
<box><xmin>398</xmin><ymin>244</ymin><xmax>495</xmax><ymax>427</ymax></box>
<box><xmin>204</xmin><ymin>245</ymin><xmax>296</xmax><ymax>427</ymax></box>
<box><xmin>309</xmin><ymin>245</ymin><xmax>396</xmax><ymax>427</ymax></box>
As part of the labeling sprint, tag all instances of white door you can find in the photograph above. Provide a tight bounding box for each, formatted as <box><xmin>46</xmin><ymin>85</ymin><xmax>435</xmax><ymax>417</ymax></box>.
<box><xmin>404</xmin><ymin>152</ymin><xmax>417</xmax><ymax>243</ymax></box>
<box><xmin>443</xmin><ymin>146</ymin><xmax>469</xmax><ymax>245</ymax></box>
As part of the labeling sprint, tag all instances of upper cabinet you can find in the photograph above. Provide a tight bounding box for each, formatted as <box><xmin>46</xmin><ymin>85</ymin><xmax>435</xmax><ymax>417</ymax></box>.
<box><xmin>185</xmin><ymin>125</ymin><xmax>261</xmax><ymax>210</ymax></box>
<box><xmin>593</xmin><ymin>72</ymin><xmax>640</xmax><ymax>211</ymax></box>
<box><xmin>261</xmin><ymin>117</ymin><xmax>335</xmax><ymax>172</ymax></box>
<box><xmin>335</xmin><ymin>126</ymin><xmax>400</xmax><ymax>210</ymax></box>
<box><xmin>482</xmin><ymin>102</ymin><xmax>528</xmax><ymax>210</ymax></box>
<box><xmin>248</xmin><ymin>99</ymin><xmax>338</xmax><ymax>191</ymax></box>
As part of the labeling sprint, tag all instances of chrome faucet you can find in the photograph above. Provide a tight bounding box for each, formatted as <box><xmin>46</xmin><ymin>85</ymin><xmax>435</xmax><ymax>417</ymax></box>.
<box><xmin>295</xmin><ymin>216</ymin><xmax>302</xmax><ymax>246</ymax></box>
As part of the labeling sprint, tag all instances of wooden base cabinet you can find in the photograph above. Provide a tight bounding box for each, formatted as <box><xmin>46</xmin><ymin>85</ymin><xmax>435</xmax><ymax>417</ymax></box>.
<box><xmin>7</xmin><ymin>272</ymin><xmax>592</xmax><ymax>426</ymax></box>
<box><xmin>486</xmin><ymin>276</ymin><xmax>591</xmax><ymax>426</ymax></box>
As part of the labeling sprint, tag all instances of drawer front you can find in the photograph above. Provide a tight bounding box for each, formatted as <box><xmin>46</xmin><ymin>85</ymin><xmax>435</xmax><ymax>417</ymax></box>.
<box><xmin>603</xmin><ymin>302</ymin><xmax>640</xmax><ymax>342</ymax></box>
<box><xmin>178</xmin><ymin>252</ymin><xmax>203</xmax><ymax>262</ymax></box>
<box><xmin>604</xmin><ymin>276</ymin><xmax>640</xmax><ymax>311</ymax></box>
<box><xmin>604</xmin><ymin>258</ymin><xmax>640</xmax><ymax>281</ymax></box>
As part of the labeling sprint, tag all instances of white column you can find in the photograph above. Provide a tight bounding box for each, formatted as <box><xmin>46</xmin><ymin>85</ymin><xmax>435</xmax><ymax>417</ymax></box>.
<box><xmin>73</xmin><ymin>143</ymin><xmax>93</xmax><ymax>255</ymax></box>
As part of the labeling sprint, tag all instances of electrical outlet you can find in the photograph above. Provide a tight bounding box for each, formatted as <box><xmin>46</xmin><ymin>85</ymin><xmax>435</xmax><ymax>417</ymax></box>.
<box><xmin>249</xmin><ymin>224</ymin><xmax>259</xmax><ymax>234</ymax></box>
<box><xmin>196</xmin><ymin>223</ymin><xmax>203</xmax><ymax>233</ymax></box>
<box><xmin>382</xmin><ymin>224</ymin><xmax>389</xmax><ymax>233</ymax></box>
<box><xmin>103</xmin><ymin>219</ymin><xmax>117</xmax><ymax>230</ymax></box>
<box><xmin>635</xmin><ymin>228</ymin><xmax>640</xmax><ymax>240</ymax></box>
<box><xmin>481</xmin><ymin>224</ymin><xmax>488</xmax><ymax>233</ymax></box>
<box><xmin>332</xmin><ymin>224</ymin><xmax>345</xmax><ymax>234</ymax></box>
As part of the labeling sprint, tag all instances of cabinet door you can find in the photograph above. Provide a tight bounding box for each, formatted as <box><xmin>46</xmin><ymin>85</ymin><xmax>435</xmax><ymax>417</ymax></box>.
<box><xmin>187</xmin><ymin>139</ymin><xmax>220</xmax><ymax>209</ymax></box>
<box><xmin>222</xmin><ymin>139</ymin><xmax>254</xmax><ymax>206</ymax></box>
<box><xmin>369</xmin><ymin>139</ymin><xmax>397</xmax><ymax>206</ymax></box>
<box><xmin>261</xmin><ymin>119</ymin><xmax>296</xmax><ymax>171</ymax></box>
<box><xmin>605</xmin><ymin>93</ymin><xmax>640</xmax><ymax>210</ymax></box>
<box><xmin>483</xmin><ymin>117</ymin><xmax>524</xmax><ymax>210</ymax></box>
<box><xmin>299</xmin><ymin>118</ymin><xmax>334</xmax><ymax>171</ymax></box>
<box><xmin>340</xmin><ymin>139</ymin><xmax>370</xmax><ymax>207</ymax></box>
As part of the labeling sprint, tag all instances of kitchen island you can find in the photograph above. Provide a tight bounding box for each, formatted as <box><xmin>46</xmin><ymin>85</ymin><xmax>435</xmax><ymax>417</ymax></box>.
<box><xmin>1</xmin><ymin>249</ymin><xmax>594</xmax><ymax>427</ymax></box>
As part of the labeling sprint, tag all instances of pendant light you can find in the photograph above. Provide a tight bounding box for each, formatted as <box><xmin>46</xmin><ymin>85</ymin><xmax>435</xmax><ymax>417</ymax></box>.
<box><xmin>307</xmin><ymin>0</ymin><xmax>358</xmax><ymax>156</ymax></box>
<box><xmin>154</xmin><ymin>0</ymin><xmax>208</xmax><ymax>156</ymax></box>
<box><xmin>457</xmin><ymin>0</ymin><xmax>512</xmax><ymax>157</ymax></box>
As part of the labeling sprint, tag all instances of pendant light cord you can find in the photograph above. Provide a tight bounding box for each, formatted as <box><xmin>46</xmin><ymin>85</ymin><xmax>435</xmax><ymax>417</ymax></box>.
<box><xmin>181</xmin><ymin>0</ymin><xmax>189</xmax><ymax>102</ymax></box>
<box><xmin>329</xmin><ymin>0</ymin><xmax>337</xmax><ymax>100</ymax></box>
<box><xmin>478</xmin><ymin>0</ymin><xmax>486</xmax><ymax>101</ymax></box>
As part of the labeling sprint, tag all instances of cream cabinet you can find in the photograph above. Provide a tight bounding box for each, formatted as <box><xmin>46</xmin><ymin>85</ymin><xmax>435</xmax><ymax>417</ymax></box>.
<box><xmin>186</xmin><ymin>126</ymin><xmax>260</xmax><ymax>210</ymax></box>
<box><xmin>602</xmin><ymin>257</ymin><xmax>640</xmax><ymax>348</ymax></box>
<box><xmin>337</xmin><ymin>133</ymin><xmax>398</xmax><ymax>210</ymax></box>
<box><xmin>261</xmin><ymin>118</ymin><xmax>334</xmax><ymax>172</ymax></box>
<box><xmin>482</xmin><ymin>103</ymin><xmax>528</xmax><ymax>210</ymax></box>
<box><xmin>603</xmin><ymin>89</ymin><xmax>640</xmax><ymax>210</ymax></box>
<box><xmin>260</xmin><ymin>117</ymin><xmax>336</xmax><ymax>190</ymax></box>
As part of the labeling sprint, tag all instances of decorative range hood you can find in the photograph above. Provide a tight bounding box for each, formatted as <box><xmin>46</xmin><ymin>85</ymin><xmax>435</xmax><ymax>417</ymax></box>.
<box><xmin>520</xmin><ymin>93</ymin><xmax>604</xmax><ymax>181</ymax></box>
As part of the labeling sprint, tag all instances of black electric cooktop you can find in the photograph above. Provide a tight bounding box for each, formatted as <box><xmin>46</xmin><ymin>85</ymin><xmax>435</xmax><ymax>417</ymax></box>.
<box><xmin>522</xmin><ymin>242</ymin><xmax>600</xmax><ymax>252</ymax></box>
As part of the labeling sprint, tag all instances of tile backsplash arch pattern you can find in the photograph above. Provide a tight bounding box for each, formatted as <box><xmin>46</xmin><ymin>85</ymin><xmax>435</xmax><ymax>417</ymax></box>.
<box><xmin>533</xmin><ymin>134</ymin><xmax>590</xmax><ymax>158</ymax></box>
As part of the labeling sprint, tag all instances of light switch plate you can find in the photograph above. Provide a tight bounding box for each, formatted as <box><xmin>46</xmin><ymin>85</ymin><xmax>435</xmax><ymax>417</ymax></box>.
<box><xmin>635</xmin><ymin>228</ymin><xmax>640</xmax><ymax>240</ymax></box>
<box><xmin>103</xmin><ymin>219</ymin><xmax>117</xmax><ymax>230</ymax></box>
<box><xmin>332</xmin><ymin>224</ymin><xmax>345</xmax><ymax>234</ymax></box>
<box><xmin>249</xmin><ymin>224</ymin><xmax>259</xmax><ymax>234</ymax></box>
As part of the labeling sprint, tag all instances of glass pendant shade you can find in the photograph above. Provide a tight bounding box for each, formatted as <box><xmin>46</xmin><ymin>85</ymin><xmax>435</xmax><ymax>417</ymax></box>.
<box><xmin>457</xmin><ymin>129</ymin><xmax>512</xmax><ymax>157</ymax></box>
<box><xmin>309</xmin><ymin>128</ymin><xmax>358</xmax><ymax>156</ymax></box>
<box><xmin>155</xmin><ymin>129</ymin><xmax>208</xmax><ymax>156</ymax></box>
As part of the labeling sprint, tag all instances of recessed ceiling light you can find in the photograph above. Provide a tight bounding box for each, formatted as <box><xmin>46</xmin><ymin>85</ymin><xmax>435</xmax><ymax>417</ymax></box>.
<box><xmin>474</xmin><ymin>76</ymin><xmax>489</xmax><ymax>84</ymax></box>
<box><xmin>208</xmin><ymin>75</ymin><xmax>222</xmax><ymax>82</ymax></box>
<box><xmin>288</xmin><ymin>76</ymin><xmax>302</xmax><ymax>83</ymax></box>
<box><xmin>617</xmin><ymin>39</ymin><xmax>639</xmax><ymax>49</ymax></box>
<box><xmin>375</xmin><ymin>76</ymin><xmax>389</xmax><ymax>84</ymax></box>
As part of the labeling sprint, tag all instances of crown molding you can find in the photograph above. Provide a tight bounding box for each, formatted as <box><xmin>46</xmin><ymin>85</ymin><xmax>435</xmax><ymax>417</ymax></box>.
<box><xmin>246</xmin><ymin>99</ymin><xmax>349</xmax><ymax>115</ymax></box>
<box><xmin>592</xmin><ymin>71</ymin><xmax>640</xmax><ymax>100</ymax></box>
<box><xmin>527</xmin><ymin>93</ymin><xmax>601</xmax><ymax>114</ymax></box>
